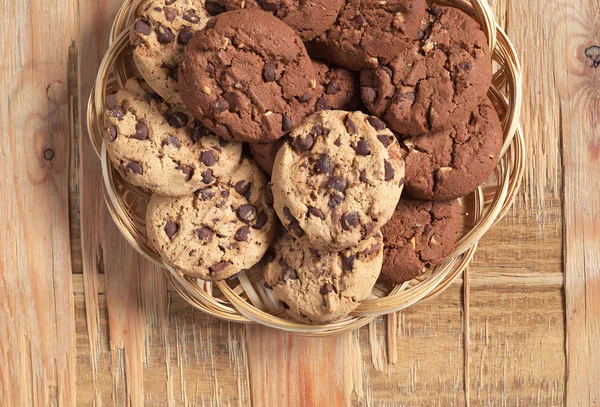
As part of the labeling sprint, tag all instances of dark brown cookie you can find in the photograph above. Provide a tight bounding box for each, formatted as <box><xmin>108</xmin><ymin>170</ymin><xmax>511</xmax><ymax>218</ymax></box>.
<box><xmin>311</xmin><ymin>0</ymin><xmax>426</xmax><ymax>70</ymax></box>
<box><xmin>179</xmin><ymin>10</ymin><xmax>318</xmax><ymax>143</ymax></box>
<box><xmin>313</xmin><ymin>60</ymin><xmax>361</xmax><ymax>112</ymax></box>
<box><xmin>360</xmin><ymin>5</ymin><xmax>492</xmax><ymax>136</ymax></box>
<box><xmin>249</xmin><ymin>137</ymin><xmax>286</xmax><ymax>175</ymax></box>
<box><xmin>215</xmin><ymin>0</ymin><xmax>344</xmax><ymax>41</ymax></box>
<box><xmin>381</xmin><ymin>198</ymin><xmax>461</xmax><ymax>284</ymax></box>
<box><xmin>401</xmin><ymin>99</ymin><xmax>502</xmax><ymax>201</ymax></box>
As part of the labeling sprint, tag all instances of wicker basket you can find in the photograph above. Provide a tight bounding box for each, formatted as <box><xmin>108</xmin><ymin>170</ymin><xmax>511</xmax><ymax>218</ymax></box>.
<box><xmin>87</xmin><ymin>0</ymin><xmax>524</xmax><ymax>335</ymax></box>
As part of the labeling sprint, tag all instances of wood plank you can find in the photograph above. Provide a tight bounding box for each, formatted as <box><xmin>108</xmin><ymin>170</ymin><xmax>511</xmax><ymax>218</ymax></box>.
<box><xmin>0</xmin><ymin>0</ymin><xmax>77</xmax><ymax>405</ymax></box>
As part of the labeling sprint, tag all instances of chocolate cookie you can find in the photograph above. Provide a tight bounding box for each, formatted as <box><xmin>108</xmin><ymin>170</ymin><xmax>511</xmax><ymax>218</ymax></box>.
<box><xmin>401</xmin><ymin>99</ymin><xmax>503</xmax><ymax>200</ymax></box>
<box><xmin>272</xmin><ymin>110</ymin><xmax>405</xmax><ymax>250</ymax></box>
<box><xmin>215</xmin><ymin>0</ymin><xmax>344</xmax><ymax>41</ymax></box>
<box><xmin>249</xmin><ymin>138</ymin><xmax>286</xmax><ymax>175</ymax></box>
<box><xmin>381</xmin><ymin>198</ymin><xmax>461</xmax><ymax>284</ymax></box>
<box><xmin>360</xmin><ymin>5</ymin><xmax>492</xmax><ymax>136</ymax></box>
<box><xmin>311</xmin><ymin>0</ymin><xmax>426</xmax><ymax>70</ymax></box>
<box><xmin>132</xmin><ymin>0</ymin><xmax>222</xmax><ymax>105</ymax></box>
<box><xmin>179</xmin><ymin>10</ymin><xmax>318</xmax><ymax>143</ymax></box>
<box><xmin>263</xmin><ymin>228</ymin><xmax>384</xmax><ymax>324</ymax></box>
<box><xmin>313</xmin><ymin>60</ymin><xmax>361</xmax><ymax>112</ymax></box>
<box><xmin>104</xmin><ymin>78</ymin><xmax>242</xmax><ymax>196</ymax></box>
<box><xmin>146</xmin><ymin>158</ymin><xmax>276</xmax><ymax>280</ymax></box>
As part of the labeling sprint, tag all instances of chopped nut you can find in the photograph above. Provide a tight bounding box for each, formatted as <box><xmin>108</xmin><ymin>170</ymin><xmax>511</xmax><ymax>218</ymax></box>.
<box><xmin>403</xmin><ymin>138</ymin><xmax>414</xmax><ymax>149</ymax></box>
<box><xmin>422</xmin><ymin>40</ymin><xmax>436</xmax><ymax>54</ymax></box>
<box><xmin>410</xmin><ymin>237</ymin><xmax>416</xmax><ymax>249</ymax></box>
<box><xmin>430</xmin><ymin>235</ymin><xmax>438</xmax><ymax>245</ymax></box>
<box><xmin>237</xmin><ymin>42</ymin><xmax>246</xmax><ymax>49</ymax></box>
<box><xmin>378</xmin><ymin>0</ymin><xmax>387</xmax><ymax>4</ymax></box>
<box><xmin>264</xmin><ymin>110</ymin><xmax>273</xmax><ymax>116</ymax></box>
<box><xmin>393</xmin><ymin>12</ymin><xmax>405</xmax><ymax>29</ymax></box>
<box><xmin>217</xmin><ymin>37</ymin><xmax>230</xmax><ymax>50</ymax></box>
<box><xmin>489</xmin><ymin>154</ymin><xmax>495</xmax><ymax>159</ymax></box>
<box><xmin>369</xmin><ymin>57</ymin><xmax>379</xmax><ymax>64</ymax></box>
<box><xmin>201</xmin><ymin>85</ymin><xmax>212</xmax><ymax>95</ymax></box>
<box><xmin>310</xmin><ymin>79</ymin><xmax>317</xmax><ymax>89</ymax></box>
<box><xmin>438</xmin><ymin>167</ymin><xmax>453</xmax><ymax>173</ymax></box>
<box><xmin>240</xmin><ymin>0</ymin><xmax>246</xmax><ymax>7</ymax></box>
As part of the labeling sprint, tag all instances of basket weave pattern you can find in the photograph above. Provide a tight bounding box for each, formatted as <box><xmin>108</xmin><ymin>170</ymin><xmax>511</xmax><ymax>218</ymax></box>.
<box><xmin>87</xmin><ymin>0</ymin><xmax>524</xmax><ymax>335</ymax></box>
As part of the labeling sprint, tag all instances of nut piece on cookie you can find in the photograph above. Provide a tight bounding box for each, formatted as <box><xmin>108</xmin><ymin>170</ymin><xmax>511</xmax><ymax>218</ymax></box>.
<box><xmin>104</xmin><ymin>78</ymin><xmax>242</xmax><ymax>196</ymax></box>
<box><xmin>179</xmin><ymin>10</ymin><xmax>318</xmax><ymax>142</ymax></box>
<box><xmin>381</xmin><ymin>198</ymin><xmax>461</xmax><ymax>284</ymax></box>
<box><xmin>360</xmin><ymin>5</ymin><xmax>492</xmax><ymax>136</ymax></box>
<box><xmin>146</xmin><ymin>158</ymin><xmax>277</xmax><ymax>280</ymax></box>
<box><xmin>311</xmin><ymin>0</ymin><xmax>426</xmax><ymax>70</ymax></box>
<box><xmin>132</xmin><ymin>0</ymin><xmax>222</xmax><ymax>106</ymax></box>
<box><xmin>263</xmin><ymin>228</ymin><xmax>384</xmax><ymax>324</ymax></box>
<box><xmin>271</xmin><ymin>110</ymin><xmax>405</xmax><ymax>251</ymax></box>
<box><xmin>401</xmin><ymin>98</ymin><xmax>503</xmax><ymax>200</ymax></box>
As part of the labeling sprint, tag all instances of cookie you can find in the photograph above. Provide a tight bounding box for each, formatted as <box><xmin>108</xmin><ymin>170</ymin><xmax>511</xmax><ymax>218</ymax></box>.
<box><xmin>381</xmin><ymin>198</ymin><xmax>461</xmax><ymax>284</ymax></box>
<box><xmin>104</xmin><ymin>78</ymin><xmax>243</xmax><ymax>196</ymax></box>
<box><xmin>401</xmin><ymin>99</ymin><xmax>502</xmax><ymax>201</ymax></box>
<box><xmin>132</xmin><ymin>0</ymin><xmax>222</xmax><ymax>106</ymax></box>
<box><xmin>313</xmin><ymin>60</ymin><xmax>361</xmax><ymax>112</ymax></box>
<box><xmin>146</xmin><ymin>158</ymin><xmax>276</xmax><ymax>280</ymax></box>
<box><xmin>360</xmin><ymin>5</ymin><xmax>492</xmax><ymax>136</ymax></box>
<box><xmin>311</xmin><ymin>0</ymin><xmax>426</xmax><ymax>70</ymax></box>
<box><xmin>271</xmin><ymin>110</ymin><xmax>405</xmax><ymax>250</ymax></box>
<box><xmin>263</xmin><ymin>228</ymin><xmax>384</xmax><ymax>324</ymax></box>
<box><xmin>216</xmin><ymin>0</ymin><xmax>344</xmax><ymax>41</ymax></box>
<box><xmin>249</xmin><ymin>138</ymin><xmax>286</xmax><ymax>175</ymax></box>
<box><xmin>179</xmin><ymin>9</ymin><xmax>318</xmax><ymax>143</ymax></box>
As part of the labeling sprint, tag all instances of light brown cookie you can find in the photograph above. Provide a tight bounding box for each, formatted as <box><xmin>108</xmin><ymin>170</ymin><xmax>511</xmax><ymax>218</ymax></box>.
<box><xmin>272</xmin><ymin>110</ymin><xmax>405</xmax><ymax>250</ymax></box>
<box><xmin>146</xmin><ymin>158</ymin><xmax>277</xmax><ymax>280</ymax></box>
<box><xmin>263</xmin><ymin>228</ymin><xmax>383</xmax><ymax>324</ymax></box>
<box><xmin>104</xmin><ymin>78</ymin><xmax>242</xmax><ymax>196</ymax></box>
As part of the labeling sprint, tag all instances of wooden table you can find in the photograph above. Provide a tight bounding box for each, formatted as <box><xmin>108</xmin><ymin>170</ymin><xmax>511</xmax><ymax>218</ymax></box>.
<box><xmin>1</xmin><ymin>0</ymin><xmax>598</xmax><ymax>405</ymax></box>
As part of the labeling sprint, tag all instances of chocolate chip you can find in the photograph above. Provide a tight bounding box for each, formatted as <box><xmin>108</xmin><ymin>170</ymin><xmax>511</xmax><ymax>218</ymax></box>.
<box><xmin>399</xmin><ymin>92</ymin><xmax>416</xmax><ymax>102</ymax></box>
<box><xmin>144</xmin><ymin>92</ymin><xmax>163</xmax><ymax>103</ymax></box>
<box><xmin>384</xmin><ymin>160</ymin><xmax>395</xmax><ymax>181</ymax></box>
<box><xmin>345</xmin><ymin>116</ymin><xmax>358</xmax><ymax>134</ymax></box>
<box><xmin>359</xmin><ymin>169</ymin><xmax>367</xmax><ymax>183</ymax></box>
<box><xmin>381</xmin><ymin>66</ymin><xmax>393</xmax><ymax>78</ymax></box>
<box><xmin>354</xmin><ymin>14</ymin><xmax>367</xmax><ymax>27</ymax></box>
<box><xmin>320</xmin><ymin>283</ymin><xmax>334</xmax><ymax>295</ymax></box>
<box><xmin>195</xmin><ymin>187</ymin><xmax>215</xmax><ymax>200</ymax></box>
<box><xmin>163</xmin><ymin>6</ymin><xmax>177</xmax><ymax>21</ymax></box>
<box><xmin>219</xmin><ymin>138</ymin><xmax>229</xmax><ymax>147</ymax></box>
<box><xmin>296</xmin><ymin>92</ymin><xmax>312</xmax><ymax>103</ymax></box>
<box><xmin>201</xmin><ymin>151</ymin><xmax>218</xmax><ymax>166</ymax></box>
<box><xmin>235</xmin><ymin>226</ymin><xmax>251</xmax><ymax>242</ymax></box>
<box><xmin>106</xmin><ymin>125</ymin><xmax>117</xmax><ymax>141</ymax></box>
<box><xmin>212</xmin><ymin>97</ymin><xmax>229</xmax><ymax>114</ymax></box>
<box><xmin>265</xmin><ymin>184</ymin><xmax>274</xmax><ymax>205</ymax></box>
<box><xmin>210</xmin><ymin>261</ymin><xmax>231</xmax><ymax>274</ymax></box>
<box><xmin>315</xmin><ymin>97</ymin><xmax>330</xmax><ymax>111</ymax></box>
<box><xmin>161</xmin><ymin>63</ymin><xmax>179</xmax><ymax>81</ymax></box>
<box><xmin>167</xmin><ymin>112</ymin><xmax>189</xmax><ymax>128</ymax></box>
<box><xmin>262</xmin><ymin>62</ymin><xmax>276</xmax><ymax>82</ymax></box>
<box><xmin>107</xmin><ymin>105</ymin><xmax>125</xmax><ymax>119</ymax></box>
<box><xmin>459</xmin><ymin>61</ymin><xmax>473</xmax><ymax>70</ymax></box>
<box><xmin>415</xmin><ymin>29</ymin><xmax>426</xmax><ymax>40</ymax></box>
<box><xmin>206</xmin><ymin>62</ymin><xmax>215</xmax><ymax>75</ymax></box>
<box><xmin>283</xmin><ymin>267</ymin><xmax>298</xmax><ymax>280</ymax></box>
<box><xmin>341</xmin><ymin>212</ymin><xmax>359</xmax><ymax>231</ymax></box>
<box><xmin>353</xmin><ymin>139</ymin><xmax>371</xmax><ymax>156</ymax></box>
<box><xmin>237</xmin><ymin>204</ymin><xmax>257</xmax><ymax>222</ymax></box>
<box><xmin>132</xmin><ymin>122</ymin><xmax>148</xmax><ymax>140</ymax></box>
<box><xmin>176</xmin><ymin>164</ymin><xmax>193</xmax><ymax>181</ymax></box>
<box><xmin>282</xmin><ymin>207</ymin><xmax>295</xmax><ymax>221</ymax></box>
<box><xmin>282</xmin><ymin>114</ymin><xmax>293</xmax><ymax>132</ymax></box>
<box><xmin>125</xmin><ymin>161</ymin><xmax>143</xmax><ymax>175</ymax></box>
<box><xmin>261</xmin><ymin>248</ymin><xmax>276</xmax><ymax>267</ymax></box>
<box><xmin>156</xmin><ymin>25</ymin><xmax>175</xmax><ymax>43</ymax></box>
<box><xmin>134</xmin><ymin>19</ymin><xmax>151</xmax><ymax>35</ymax></box>
<box><xmin>234</xmin><ymin>180</ymin><xmax>251</xmax><ymax>197</ymax></box>
<box><xmin>196</xmin><ymin>227</ymin><xmax>213</xmax><ymax>243</ymax></box>
<box><xmin>312</xmin><ymin>123</ymin><xmax>329</xmax><ymax>136</ymax></box>
<box><xmin>341</xmin><ymin>253</ymin><xmax>355</xmax><ymax>271</ymax></box>
<box><xmin>221</xmin><ymin>190</ymin><xmax>230</xmax><ymax>198</ymax></box>
<box><xmin>201</xmin><ymin>169</ymin><xmax>214</xmax><ymax>184</ymax></box>
<box><xmin>165</xmin><ymin>0</ymin><xmax>176</xmax><ymax>4</ymax></box>
<box><xmin>361</xmin><ymin>242</ymin><xmax>382</xmax><ymax>256</ymax></box>
<box><xmin>367</xmin><ymin>117</ymin><xmax>386</xmax><ymax>131</ymax></box>
<box><xmin>214</xmin><ymin>124</ymin><xmax>230</xmax><ymax>136</ymax></box>
<box><xmin>178</xmin><ymin>26</ymin><xmax>193</xmax><ymax>44</ymax></box>
<box><xmin>361</xmin><ymin>87</ymin><xmax>377</xmax><ymax>104</ymax></box>
<box><xmin>325</xmin><ymin>80</ymin><xmax>340</xmax><ymax>95</ymax></box>
<box><xmin>315</xmin><ymin>155</ymin><xmax>330</xmax><ymax>174</ymax></box>
<box><xmin>377</xmin><ymin>134</ymin><xmax>393</xmax><ymax>147</ymax></box>
<box><xmin>328</xmin><ymin>176</ymin><xmax>347</xmax><ymax>192</ymax></box>
<box><xmin>308</xmin><ymin>207</ymin><xmax>325</xmax><ymax>220</ymax></box>
<box><xmin>294</xmin><ymin>134</ymin><xmax>314</xmax><ymax>151</ymax></box>
<box><xmin>280</xmin><ymin>300</ymin><xmax>290</xmax><ymax>309</ymax></box>
<box><xmin>183</xmin><ymin>9</ymin><xmax>200</xmax><ymax>23</ymax></box>
<box><xmin>164</xmin><ymin>220</ymin><xmax>179</xmax><ymax>240</ymax></box>
<box><xmin>287</xmin><ymin>221</ymin><xmax>304</xmax><ymax>237</ymax></box>
<box><xmin>192</xmin><ymin>121</ymin><xmax>211</xmax><ymax>142</ymax></box>
<box><xmin>258</xmin><ymin>0</ymin><xmax>280</xmax><ymax>11</ymax></box>
<box><xmin>334</xmin><ymin>137</ymin><xmax>342</xmax><ymax>147</ymax></box>
<box><xmin>329</xmin><ymin>194</ymin><xmax>343</xmax><ymax>208</ymax></box>
<box><xmin>399</xmin><ymin>177</ymin><xmax>404</xmax><ymax>188</ymax></box>
<box><xmin>205</xmin><ymin>1</ymin><xmax>225</xmax><ymax>15</ymax></box>
<box><xmin>253</xmin><ymin>212</ymin><xmax>268</xmax><ymax>230</ymax></box>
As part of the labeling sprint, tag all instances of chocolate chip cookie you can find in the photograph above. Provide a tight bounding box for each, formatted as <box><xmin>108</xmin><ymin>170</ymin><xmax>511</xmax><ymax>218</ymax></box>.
<box><xmin>381</xmin><ymin>198</ymin><xmax>461</xmax><ymax>284</ymax></box>
<box><xmin>263</xmin><ymin>228</ymin><xmax>384</xmax><ymax>324</ymax></box>
<box><xmin>216</xmin><ymin>0</ymin><xmax>344</xmax><ymax>41</ymax></box>
<box><xmin>313</xmin><ymin>60</ymin><xmax>361</xmax><ymax>112</ymax></box>
<box><xmin>271</xmin><ymin>110</ymin><xmax>405</xmax><ymax>250</ymax></box>
<box><xmin>146</xmin><ymin>158</ymin><xmax>276</xmax><ymax>280</ymax></box>
<box><xmin>104</xmin><ymin>78</ymin><xmax>243</xmax><ymax>196</ymax></box>
<box><xmin>132</xmin><ymin>0</ymin><xmax>222</xmax><ymax>105</ymax></box>
<box><xmin>360</xmin><ymin>5</ymin><xmax>492</xmax><ymax>136</ymax></box>
<box><xmin>311</xmin><ymin>0</ymin><xmax>426</xmax><ymax>70</ymax></box>
<box><xmin>401</xmin><ymin>99</ymin><xmax>503</xmax><ymax>200</ymax></box>
<box><xmin>179</xmin><ymin>9</ymin><xmax>318</xmax><ymax>142</ymax></box>
<box><xmin>249</xmin><ymin>138</ymin><xmax>286</xmax><ymax>175</ymax></box>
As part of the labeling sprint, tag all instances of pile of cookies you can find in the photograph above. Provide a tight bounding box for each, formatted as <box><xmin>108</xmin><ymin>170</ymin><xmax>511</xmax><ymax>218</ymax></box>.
<box><xmin>104</xmin><ymin>0</ymin><xmax>501</xmax><ymax>324</ymax></box>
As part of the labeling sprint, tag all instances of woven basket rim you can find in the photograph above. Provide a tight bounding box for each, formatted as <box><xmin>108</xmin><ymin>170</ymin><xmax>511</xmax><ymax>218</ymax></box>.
<box><xmin>87</xmin><ymin>0</ymin><xmax>525</xmax><ymax>335</ymax></box>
